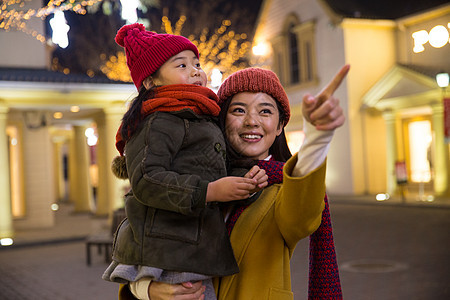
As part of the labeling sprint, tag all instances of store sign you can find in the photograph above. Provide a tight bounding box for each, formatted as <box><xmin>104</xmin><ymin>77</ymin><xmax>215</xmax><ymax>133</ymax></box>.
<box><xmin>412</xmin><ymin>24</ymin><xmax>450</xmax><ymax>53</ymax></box>
<box><xmin>444</xmin><ymin>97</ymin><xmax>450</xmax><ymax>143</ymax></box>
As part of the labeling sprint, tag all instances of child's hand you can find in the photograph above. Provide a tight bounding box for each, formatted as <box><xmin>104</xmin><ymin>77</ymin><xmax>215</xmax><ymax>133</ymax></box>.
<box><xmin>302</xmin><ymin>64</ymin><xmax>349</xmax><ymax>131</ymax></box>
<box><xmin>244</xmin><ymin>165</ymin><xmax>268</xmax><ymax>191</ymax></box>
<box><xmin>206</xmin><ymin>176</ymin><xmax>257</xmax><ymax>203</ymax></box>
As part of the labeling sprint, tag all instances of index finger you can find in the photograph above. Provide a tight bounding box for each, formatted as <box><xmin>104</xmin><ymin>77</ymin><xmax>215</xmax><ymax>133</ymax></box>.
<box><xmin>317</xmin><ymin>64</ymin><xmax>350</xmax><ymax>98</ymax></box>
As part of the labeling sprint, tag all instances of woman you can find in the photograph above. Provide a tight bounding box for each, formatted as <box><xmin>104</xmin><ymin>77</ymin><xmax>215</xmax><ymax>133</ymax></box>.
<box><xmin>121</xmin><ymin>65</ymin><xmax>349</xmax><ymax>299</ymax></box>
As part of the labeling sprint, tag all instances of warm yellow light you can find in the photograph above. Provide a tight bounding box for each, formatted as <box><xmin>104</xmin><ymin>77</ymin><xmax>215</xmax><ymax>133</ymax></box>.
<box><xmin>286</xmin><ymin>131</ymin><xmax>305</xmax><ymax>154</ymax></box>
<box><xmin>408</xmin><ymin>120</ymin><xmax>432</xmax><ymax>183</ymax></box>
<box><xmin>412</xmin><ymin>30</ymin><xmax>428</xmax><ymax>53</ymax></box>
<box><xmin>0</xmin><ymin>238</ymin><xmax>13</xmax><ymax>246</ymax></box>
<box><xmin>51</xmin><ymin>203</ymin><xmax>59</xmax><ymax>211</ymax></box>
<box><xmin>85</xmin><ymin>127</ymin><xmax>98</xmax><ymax>146</ymax></box>
<box><xmin>436</xmin><ymin>73</ymin><xmax>449</xmax><ymax>88</ymax></box>
<box><xmin>7</xmin><ymin>126</ymin><xmax>25</xmax><ymax>218</ymax></box>
<box><xmin>252</xmin><ymin>41</ymin><xmax>270</xmax><ymax>56</ymax></box>
<box><xmin>376</xmin><ymin>193</ymin><xmax>390</xmax><ymax>201</ymax></box>
<box><xmin>70</xmin><ymin>106</ymin><xmax>80</xmax><ymax>112</ymax></box>
<box><xmin>428</xmin><ymin>25</ymin><xmax>449</xmax><ymax>48</ymax></box>
<box><xmin>53</xmin><ymin>112</ymin><xmax>63</xmax><ymax>119</ymax></box>
<box><xmin>85</xmin><ymin>127</ymin><xmax>94</xmax><ymax>137</ymax></box>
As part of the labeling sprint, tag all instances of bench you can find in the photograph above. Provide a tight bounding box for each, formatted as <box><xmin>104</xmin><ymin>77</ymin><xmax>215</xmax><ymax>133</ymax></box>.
<box><xmin>86</xmin><ymin>208</ymin><xmax>126</xmax><ymax>266</ymax></box>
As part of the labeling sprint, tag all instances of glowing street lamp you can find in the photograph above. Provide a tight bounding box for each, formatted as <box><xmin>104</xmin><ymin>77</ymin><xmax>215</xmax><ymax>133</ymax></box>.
<box><xmin>437</xmin><ymin>72</ymin><xmax>450</xmax><ymax>144</ymax></box>
<box><xmin>436</xmin><ymin>72</ymin><xmax>449</xmax><ymax>89</ymax></box>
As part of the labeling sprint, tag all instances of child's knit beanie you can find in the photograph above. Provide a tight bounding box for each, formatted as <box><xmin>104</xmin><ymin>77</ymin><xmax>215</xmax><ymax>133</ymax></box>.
<box><xmin>217</xmin><ymin>68</ymin><xmax>290</xmax><ymax>125</ymax></box>
<box><xmin>115</xmin><ymin>23</ymin><xmax>199</xmax><ymax>89</ymax></box>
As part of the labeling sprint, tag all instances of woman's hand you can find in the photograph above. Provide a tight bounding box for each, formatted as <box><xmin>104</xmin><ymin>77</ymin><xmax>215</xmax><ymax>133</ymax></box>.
<box><xmin>302</xmin><ymin>64</ymin><xmax>349</xmax><ymax>131</ymax></box>
<box><xmin>148</xmin><ymin>281</ymin><xmax>205</xmax><ymax>300</ymax></box>
<box><xmin>206</xmin><ymin>176</ymin><xmax>258</xmax><ymax>202</ymax></box>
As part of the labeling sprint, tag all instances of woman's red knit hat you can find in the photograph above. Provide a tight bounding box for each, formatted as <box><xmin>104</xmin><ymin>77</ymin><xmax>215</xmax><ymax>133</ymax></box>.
<box><xmin>217</xmin><ymin>68</ymin><xmax>290</xmax><ymax>125</ymax></box>
<box><xmin>115</xmin><ymin>23</ymin><xmax>199</xmax><ymax>89</ymax></box>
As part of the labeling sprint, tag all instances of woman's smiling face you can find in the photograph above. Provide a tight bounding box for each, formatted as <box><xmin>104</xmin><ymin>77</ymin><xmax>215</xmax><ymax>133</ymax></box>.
<box><xmin>225</xmin><ymin>92</ymin><xmax>282</xmax><ymax>160</ymax></box>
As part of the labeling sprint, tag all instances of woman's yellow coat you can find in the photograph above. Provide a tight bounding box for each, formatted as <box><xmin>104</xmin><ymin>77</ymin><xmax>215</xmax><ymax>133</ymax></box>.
<box><xmin>118</xmin><ymin>154</ymin><xmax>326</xmax><ymax>299</ymax></box>
<box><xmin>213</xmin><ymin>154</ymin><xmax>326</xmax><ymax>299</ymax></box>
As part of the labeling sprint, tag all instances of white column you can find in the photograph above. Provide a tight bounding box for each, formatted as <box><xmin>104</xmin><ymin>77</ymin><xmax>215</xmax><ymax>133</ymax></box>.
<box><xmin>16</xmin><ymin>112</ymin><xmax>55</xmax><ymax>229</ymax></box>
<box><xmin>94</xmin><ymin>113</ymin><xmax>109</xmax><ymax>217</ymax></box>
<box><xmin>53</xmin><ymin>139</ymin><xmax>66</xmax><ymax>201</ymax></box>
<box><xmin>0</xmin><ymin>104</ymin><xmax>13</xmax><ymax>238</ymax></box>
<box><xmin>96</xmin><ymin>105</ymin><xmax>128</xmax><ymax>217</ymax></box>
<box><xmin>431</xmin><ymin>103</ymin><xmax>449</xmax><ymax>196</ymax></box>
<box><xmin>383</xmin><ymin>110</ymin><xmax>397</xmax><ymax>195</ymax></box>
<box><xmin>70</xmin><ymin>125</ymin><xmax>94</xmax><ymax>212</ymax></box>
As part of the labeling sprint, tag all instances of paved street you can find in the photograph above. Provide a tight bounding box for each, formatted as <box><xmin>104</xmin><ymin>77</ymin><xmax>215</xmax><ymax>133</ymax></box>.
<box><xmin>0</xmin><ymin>200</ymin><xmax>449</xmax><ymax>300</ymax></box>
<box><xmin>292</xmin><ymin>202</ymin><xmax>450</xmax><ymax>300</ymax></box>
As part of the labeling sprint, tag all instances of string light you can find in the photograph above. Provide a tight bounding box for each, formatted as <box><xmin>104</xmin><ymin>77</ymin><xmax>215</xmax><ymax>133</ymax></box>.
<box><xmin>101</xmin><ymin>15</ymin><xmax>251</xmax><ymax>84</ymax></box>
<box><xmin>0</xmin><ymin>0</ymin><xmax>103</xmax><ymax>44</ymax></box>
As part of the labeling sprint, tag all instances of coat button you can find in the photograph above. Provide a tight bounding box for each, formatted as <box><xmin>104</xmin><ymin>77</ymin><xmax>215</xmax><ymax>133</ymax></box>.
<box><xmin>214</xmin><ymin>143</ymin><xmax>221</xmax><ymax>152</ymax></box>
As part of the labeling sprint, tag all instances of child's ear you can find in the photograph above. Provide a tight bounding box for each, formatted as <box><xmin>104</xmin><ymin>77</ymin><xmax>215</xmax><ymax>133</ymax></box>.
<box><xmin>142</xmin><ymin>77</ymin><xmax>155</xmax><ymax>90</ymax></box>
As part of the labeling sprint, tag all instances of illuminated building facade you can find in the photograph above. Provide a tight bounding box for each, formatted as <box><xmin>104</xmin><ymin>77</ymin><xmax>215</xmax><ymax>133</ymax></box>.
<box><xmin>0</xmin><ymin>1</ymin><xmax>134</xmax><ymax>242</ymax></box>
<box><xmin>251</xmin><ymin>0</ymin><xmax>449</xmax><ymax>201</ymax></box>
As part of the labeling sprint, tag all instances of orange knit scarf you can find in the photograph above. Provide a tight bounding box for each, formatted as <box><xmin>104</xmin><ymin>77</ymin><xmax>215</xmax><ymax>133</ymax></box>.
<box><xmin>115</xmin><ymin>84</ymin><xmax>220</xmax><ymax>156</ymax></box>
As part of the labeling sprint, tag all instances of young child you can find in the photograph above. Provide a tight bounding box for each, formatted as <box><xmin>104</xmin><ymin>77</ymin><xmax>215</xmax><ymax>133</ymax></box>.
<box><xmin>102</xmin><ymin>24</ymin><xmax>266</xmax><ymax>300</ymax></box>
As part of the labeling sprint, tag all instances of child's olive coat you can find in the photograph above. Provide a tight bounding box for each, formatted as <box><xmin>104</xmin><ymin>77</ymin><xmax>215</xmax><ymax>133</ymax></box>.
<box><xmin>112</xmin><ymin>110</ymin><xmax>239</xmax><ymax>276</ymax></box>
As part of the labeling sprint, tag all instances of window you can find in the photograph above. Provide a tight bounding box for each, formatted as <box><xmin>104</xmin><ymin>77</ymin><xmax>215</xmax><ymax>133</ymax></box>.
<box><xmin>272</xmin><ymin>16</ymin><xmax>317</xmax><ymax>87</ymax></box>
<box><xmin>288</xmin><ymin>23</ymin><xmax>300</xmax><ymax>84</ymax></box>
<box><xmin>408</xmin><ymin>120</ymin><xmax>432</xmax><ymax>183</ymax></box>
<box><xmin>305</xmin><ymin>40</ymin><xmax>313</xmax><ymax>81</ymax></box>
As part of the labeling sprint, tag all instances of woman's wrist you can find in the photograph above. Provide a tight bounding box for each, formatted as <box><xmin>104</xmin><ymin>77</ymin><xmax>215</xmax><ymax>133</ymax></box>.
<box><xmin>293</xmin><ymin>118</ymin><xmax>334</xmax><ymax>177</ymax></box>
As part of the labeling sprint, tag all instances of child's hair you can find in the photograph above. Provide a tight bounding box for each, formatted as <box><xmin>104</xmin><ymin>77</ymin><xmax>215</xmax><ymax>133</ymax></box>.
<box><xmin>120</xmin><ymin>86</ymin><xmax>155</xmax><ymax>142</ymax></box>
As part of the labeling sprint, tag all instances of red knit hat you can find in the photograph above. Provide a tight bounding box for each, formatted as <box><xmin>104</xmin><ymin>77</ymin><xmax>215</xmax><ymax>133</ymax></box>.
<box><xmin>115</xmin><ymin>23</ymin><xmax>199</xmax><ymax>89</ymax></box>
<box><xmin>217</xmin><ymin>68</ymin><xmax>290</xmax><ymax>125</ymax></box>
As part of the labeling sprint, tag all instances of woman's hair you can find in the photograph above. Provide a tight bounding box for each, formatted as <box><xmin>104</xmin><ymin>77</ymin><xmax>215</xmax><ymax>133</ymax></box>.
<box><xmin>120</xmin><ymin>85</ymin><xmax>156</xmax><ymax>142</ymax></box>
<box><xmin>218</xmin><ymin>96</ymin><xmax>292</xmax><ymax>166</ymax></box>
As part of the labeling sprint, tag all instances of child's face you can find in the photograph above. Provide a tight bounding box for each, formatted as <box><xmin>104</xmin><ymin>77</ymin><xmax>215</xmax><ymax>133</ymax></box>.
<box><xmin>152</xmin><ymin>50</ymin><xmax>207</xmax><ymax>87</ymax></box>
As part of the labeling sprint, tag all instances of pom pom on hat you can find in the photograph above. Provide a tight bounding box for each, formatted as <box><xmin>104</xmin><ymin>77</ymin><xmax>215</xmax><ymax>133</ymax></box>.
<box><xmin>115</xmin><ymin>23</ymin><xmax>199</xmax><ymax>89</ymax></box>
<box><xmin>217</xmin><ymin>68</ymin><xmax>290</xmax><ymax>125</ymax></box>
<box><xmin>115</xmin><ymin>23</ymin><xmax>145</xmax><ymax>47</ymax></box>
<box><xmin>111</xmin><ymin>155</ymin><xmax>128</xmax><ymax>179</ymax></box>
